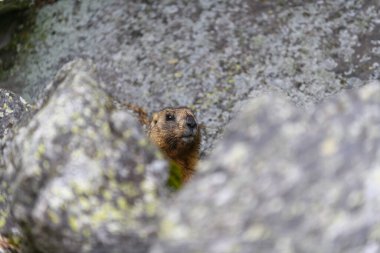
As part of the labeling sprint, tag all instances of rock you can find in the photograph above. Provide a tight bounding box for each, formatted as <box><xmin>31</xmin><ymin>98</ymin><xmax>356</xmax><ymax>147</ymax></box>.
<box><xmin>0</xmin><ymin>89</ymin><xmax>30</xmax><ymax>246</ymax></box>
<box><xmin>152</xmin><ymin>82</ymin><xmax>380</xmax><ymax>253</ymax></box>
<box><xmin>0</xmin><ymin>88</ymin><xmax>30</xmax><ymax>139</ymax></box>
<box><xmin>1</xmin><ymin>59</ymin><xmax>169</xmax><ymax>253</ymax></box>
<box><xmin>3</xmin><ymin>0</ymin><xmax>379</xmax><ymax>155</ymax></box>
<box><xmin>0</xmin><ymin>1</ymin><xmax>30</xmax><ymax>15</ymax></box>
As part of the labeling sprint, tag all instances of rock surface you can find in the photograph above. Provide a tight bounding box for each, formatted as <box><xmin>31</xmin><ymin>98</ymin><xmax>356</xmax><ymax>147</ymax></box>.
<box><xmin>0</xmin><ymin>1</ymin><xmax>379</xmax><ymax>252</ymax></box>
<box><xmin>1</xmin><ymin>59</ymin><xmax>169</xmax><ymax>253</ymax></box>
<box><xmin>3</xmin><ymin>0</ymin><xmax>380</xmax><ymax>155</ymax></box>
<box><xmin>0</xmin><ymin>1</ymin><xmax>29</xmax><ymax>15</ymax></box>
<box><xmin>0</xmin><ymin>0</ymin><xmax>32</xmax><ymax>94</ymax></box>
<box><xmin>152</xmin><ymin>82</ymin><xmax>380</xmax><ymax>253</ymax></box>
<box><xmin>0</xmin><ymin>88</ymin><xmax>29</xmax><ymax>139</ymax></box>
<box><xmin>0</xmin><ymin>89</ymin><xmax>30</xmax><ymax>245</ymax></box>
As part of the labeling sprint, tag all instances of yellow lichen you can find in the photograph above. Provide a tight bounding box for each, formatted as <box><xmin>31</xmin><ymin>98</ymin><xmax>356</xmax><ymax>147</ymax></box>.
<box><xmin>320</xmin><ymin>138</ymin><xmax>338</xmax><ymax>156</ymax></box>
<box><xmin>168</xmin><ymin>58</ymin><xmax>179</xmax><ymax>65</ymax></box>
<box><xmin>116</xmin><ymin>197</ymin><xmax>128</xmax><ymax>210</ymax></box>
<box><xmin>243</xmin><ymin>224</ymin><xmax>271</xmax><ymax>241</ymax></box>
<box><xmin>0</xmin><ymin>216</ymin><xmax>6</xmax><ymax>228</ymax></box>
<box><xmin>174</xmin><ymin>72</ymin><xmax>183</xmax><ymax>78</ymax></box>
<box><xmin>103</xmin><ymin>190</ymin><xmax>113</xmax><ymax>201</ymax></box>
<box><xmin>36</xmin><ymin>144</ymin><xmax>46</xmax><ymax>159</ymax></box>
<box><xmin>0</xmin><ymin>194</ymin><xmax>5</xmax><ymax>203</ymax></box>
<box><xmin>138</xmin><ymin>139</ymin><xmax>148</xmax><ymax>147</ymax></box>
<box><xmin>160</xmin><ymin>219</ymin><xmax>189</xmax><ymax>239</ymax></box>
<box><xmin>48</xmin><ymin>210</ymin><xmax>60</xmax><ymax>224</ymax></box>
<box><xmin>68</xmin><ymin>216</ymin><xmax>79</xmax><ymax>232</ymax></box>
<box><xmin>122</xmin><ymin>129</ymin><xmax>132</xmax><ymax>139</ymax></box>
<box><xmin>78</xmin><ymin>197</ymin><xmax>91</xmax><ymax>211</ymax></box>
<box><xmin>145</xmin><ymin>202</ymin><xmax>157</xmax><ymax>217</ymax></box>
<box><xmin>123</xmin><ymin>183</ymin><xmax>139</xmax><ymax>198</ymax></box>
<box><xmin>71</xmin><ymin>125</ymin><xmax>80</xmax><ymax>134</ymax></box>
<box><xmin>136</xmin><ymin>164</ymin><xmax>145</xmax><ymax>175</ymax></box>
<box><xmin>101</xmin><ymin>123</ymin><xmax>111</xmax><ymax>136</ymax></box>
<box><xmin>91</xmin><ymin>203</ymin><xmax>123</xmax><ymax>223</ymax></box>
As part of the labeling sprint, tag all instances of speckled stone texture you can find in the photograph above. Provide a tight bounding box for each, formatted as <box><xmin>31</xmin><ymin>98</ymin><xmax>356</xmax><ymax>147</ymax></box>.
<box><xmin>0</xmin><ymin>89</ymin><xmax>29</xmax><ymax>139</ymax></box>
<box><xmin>152</xmin><ymin>82</ymin><xmax>380</xmax><ymax>253</ymax></box>
<box><xmin>0</xmin><ymin>89</ymin><xmax>30</xmax><ymax>246</ymax></box>
<box><xmin>3</xmin><ymin>0</ymin><xmax>379</xmax><ymax>156</ymax></box>
<box><xmin>1</xmin><ymin>59</ymin><xmax>169</xmax><ymax>253</ymax></box>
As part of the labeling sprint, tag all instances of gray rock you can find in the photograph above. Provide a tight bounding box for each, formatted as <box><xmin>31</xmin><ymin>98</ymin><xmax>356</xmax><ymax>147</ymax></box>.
<box><xmin>3</xmin><ymin>0</ymin><xmax>380</xmax><ymax>156</ymax></box>
<box><xmin>0</xmin><ymin>1</ymin><xmax>29</xmax><ymax>15</ymax></box>
<box><xmin>0</xmin><ymin>88</ymin><xmax>30</xmax><ymax>139</ymax></box>
<box><xmin>0</xmin><ymin>89</ymin><xmax>30</xmax><ymax>244</ymax></box>
<box><xmin>1</xmin><ymin>59</ymin><xmax>169</xmax><ymax>253</ymax></box>
<box><xmin>0</xmin><ymin>0</ymin><xmax>31</xmax><ymax>93</ymax></box>
<box><xmin>152</xmin><ymin>82</ymin><xmax>380</xmax><ymax>253</ymax></box>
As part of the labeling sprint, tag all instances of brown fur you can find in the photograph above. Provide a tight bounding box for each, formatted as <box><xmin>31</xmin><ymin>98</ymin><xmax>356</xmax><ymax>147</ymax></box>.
<box><xmin>121</xmin><ymin>102</ymin><xmax>201</xmax><ymax>183</ymax></box>
<box><xmin>123</xmin><ymin>102</ymin><xmax>150</xmax><ymax>126</ymax></box>
<box><xmin>0</xmin><ymin>235</ymin><xmax>18</xmax><ymax>253</ymax></box>
<box><xmin>148</xmin><ymin>107</ymin><xmax>201</xmax><ymax>183</ymax></box>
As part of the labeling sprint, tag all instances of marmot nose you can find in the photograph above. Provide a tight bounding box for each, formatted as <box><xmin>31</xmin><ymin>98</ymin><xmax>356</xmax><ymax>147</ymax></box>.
<box><xmin>186</xmin><ymin>115</ymin><xmax>197</xmax><ymax>129</ymax></box>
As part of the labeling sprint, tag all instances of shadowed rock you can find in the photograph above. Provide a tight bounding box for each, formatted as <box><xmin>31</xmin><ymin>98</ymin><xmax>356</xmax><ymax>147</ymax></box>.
<box><xmin>1</xmin><ymin>59</ymin><xmax>169</xmax><ymax>253</ymax></box>
<box><xmin>0</xmin><ymin>1</ymin><xmax>29</xmax><ymax>15</ymax></box>
<box><xmin>152</xmin><ymin>82</ymin><xmax>380</xmax><ymax>253</ymax></box>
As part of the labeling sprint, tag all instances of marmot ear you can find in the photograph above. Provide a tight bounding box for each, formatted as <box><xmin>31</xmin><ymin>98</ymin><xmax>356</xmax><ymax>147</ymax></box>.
<box><xmin>151</xmin><ymin>113</ymin><xmax>158</xmax><ymax>125</ymax></box>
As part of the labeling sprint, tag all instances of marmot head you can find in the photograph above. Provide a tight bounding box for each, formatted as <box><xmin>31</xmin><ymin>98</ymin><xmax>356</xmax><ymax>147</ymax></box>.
<box><xmin>148</xmin><ymin>107</ymin><xmax>200</xmax><ymax>158</ymax></box>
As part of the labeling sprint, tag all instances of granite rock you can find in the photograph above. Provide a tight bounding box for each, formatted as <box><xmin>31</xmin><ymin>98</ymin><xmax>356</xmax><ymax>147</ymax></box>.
<box><xmin>152</xmin><ymin>82</ymin><xmax>380</xmax><ymax>253</ymax></box>
<box><xmin>0</xmin><ymin>88</ymin><xmax>30</xmax><ymax>242</ymax></box>
<box><xmin>2</xmin><ymin>0</ymin><xmax>379</xmax><ymax>156</ymax></box>
<box><xmin>0</xmin><ymin>88</ymin><xmax>29</xmax><ymax>139</ymax></box>
<box><xmin>1</xmin><ymin>59</ymin><xmax>168</xmax><ymax>253</ymax></box>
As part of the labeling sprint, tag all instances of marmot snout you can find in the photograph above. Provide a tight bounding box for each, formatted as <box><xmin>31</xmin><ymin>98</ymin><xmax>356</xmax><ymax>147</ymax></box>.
<box><xmin>148</xmin><ymin>107</ymin><xmax>201</xmax><ymax>183</ymax></box>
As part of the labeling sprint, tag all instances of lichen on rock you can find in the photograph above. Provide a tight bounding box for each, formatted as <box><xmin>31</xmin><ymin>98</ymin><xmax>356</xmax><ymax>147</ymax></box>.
<box><xmin>0</xmin><ymin>89</ymin><xmax>30</xmax><ymax>139</ymax></box>
<box><xmin>152</xmin><ymin>82</ymin><xmax>380</xmax><ymax>253</ymax></box>
<box><xmin>0</xmin><ymin>88</ymin><xmax>30</xmax><ymax>244</ymax></box>
<box><xmin>0</xmin><ymin>0</ymin><xmax>30</xmax><ymax>15</ymax></box>
<box><xmin>1</xmin><ymin>59</ymin><xmax>169</xmax><ymax>253</ymax></box>
<box><xmin>4</xmin><ymin>0</ymin><xmax>379</xmax><ymax>156</ymax></box>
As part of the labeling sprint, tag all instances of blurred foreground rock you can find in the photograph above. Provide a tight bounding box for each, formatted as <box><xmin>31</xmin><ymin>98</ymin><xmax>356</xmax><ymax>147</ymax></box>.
<box><xmin>152</xmin><ymin>82</ymin><xmax>380</xmax><ymax>253</ymax></box>
<box><xmin>0</xmin><ymin>89</ymin><xmax>30</xmax><ymax>252</ymax></box>
<box><xmin>1</xmin><ymin>59</ymin><xmax>169</xmax><ymax>253</ymax></box>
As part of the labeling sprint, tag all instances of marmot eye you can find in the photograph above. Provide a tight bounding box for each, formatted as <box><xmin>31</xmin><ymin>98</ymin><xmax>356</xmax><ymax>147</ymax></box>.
<box><xmin>166</xmin><ymin>114</ymin><xmax>175</xmax><ymax>121</ymax></box>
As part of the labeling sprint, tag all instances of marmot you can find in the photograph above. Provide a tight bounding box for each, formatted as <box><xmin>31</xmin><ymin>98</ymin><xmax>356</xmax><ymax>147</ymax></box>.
<box><xmin>123</xmin><ymin>103</ymin><xmax>201</xmax><ymax>183</ymax></box>
<box><xmin>0</xmin><ymin>235</ymin><xmax>18</xmax><ymax>253</ymax></box>
<box><xmin>148</xmin><ymin>107</ymin><xmax>201</xmax><ymax>183</ymax></box>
